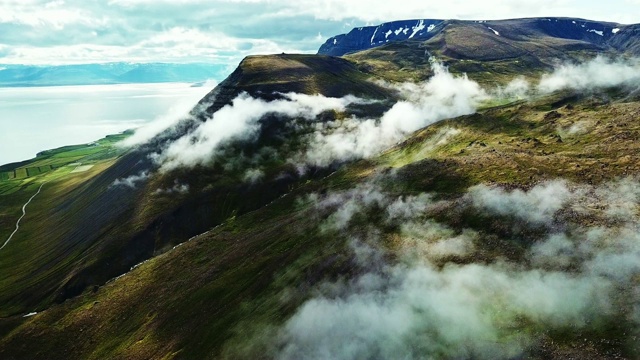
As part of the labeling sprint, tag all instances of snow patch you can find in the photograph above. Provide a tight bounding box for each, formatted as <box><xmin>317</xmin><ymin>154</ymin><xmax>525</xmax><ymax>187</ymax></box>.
<box><xmin>23</xmin><ymin>312</ymin><xmax>37</xmax><ymax>318</ymax></box>
<box><xmin>333</xmin><ymin>38</ymin><xmax>337</xmax><ymax>45</ymax></box>
<box><xmin>385</xmin><ymin>30</ymin><xmax>393</xmax><ymax>38</ymax></box>
<box><xmin>488</xmin><ymin>27</ymin><xmax>500</xmax><ymax>36</ymax></box>
<box><xmin>409</xmin><ymin>19</ymin><xmax>426</xmax><ymax>38</ymax></box>
<box><xmin>427</xmin><ymin>24</ymin><xmax>435</xmax><ymax>32</ymax></box>
<box><xmin>612</xmin><ymin>28</ymin><xmax>620</xmax><ymax>34</ymax></box>
<box><xmin>370</xmin><ymin>26</ymin><xmax>379</xmax><ymax>44</ymax></box>
<box><xmin>588</xmin><ymin>29</ymin><xmax>604</xmax><ymax>36</ymax></box>
<box><xmin>402</xmin><ymin>27</ymin><xmax>409</xmax><ymax>35</ymax></box>
<box><xmin>394</xmin><ymin>27</ymin><xmax>404</xmax><ymax>36</ymax></box>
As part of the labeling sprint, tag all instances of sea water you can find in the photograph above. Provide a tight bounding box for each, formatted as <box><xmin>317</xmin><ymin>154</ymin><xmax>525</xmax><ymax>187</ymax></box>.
<box><xmin>0</xmin><ymin>82</ymin><xmax>214</xmax><ymax>165</ymax></box>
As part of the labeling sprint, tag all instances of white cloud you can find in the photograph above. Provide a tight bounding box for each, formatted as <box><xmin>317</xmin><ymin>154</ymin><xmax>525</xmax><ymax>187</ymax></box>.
<box><xmin>119</xmin><ymin>80</ymin><xmax>217</xmax><ymax>147</ymax></box>
<box><xmin>265</xmin><ymin>178</ymin><xmax>640</xmax><ymax>359</ymax></box>
<box><xmin>294</xmin><ymin>60</ymin><xmax>486</xmax><ymax>167</ymax></box>
<box><xmin>3</xmin><ymin>1</ymin><xmax>640</xmax><ymax>65</ymax></box>
<box><xmin>155</xmin><ymin>92</ymin><xmax>367</xmax><ymax>171</ymax></box>
<box><xmin>276</xmin><ymin>235</ymin><xmax>616</xmax><ymax>360</ymax></box>
<box><xmin>538</xmin><ymin>56</ymin><xmax>640</xmax><ymax>93</ymax></box>
<box><xmin>110</xmin><ymin>170</ymin><xmax>149</xmax><ymax>188</ymax></box>
<box><xmin>468</xmin><ymin>180</ymin><xmax>572</xmax><ymax>224</ymax></box>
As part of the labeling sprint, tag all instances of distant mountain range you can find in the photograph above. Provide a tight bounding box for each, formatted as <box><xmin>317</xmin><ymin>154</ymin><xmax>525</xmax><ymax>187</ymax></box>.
<box><xmin>319</xmin><ymin>17</ymin><xmax>640</xmax><ymax>56</ymax></box>
<box><xmin>0</xmin><ymin>62</ymin><xmax>227</xmax><ymax>87</ymax></box>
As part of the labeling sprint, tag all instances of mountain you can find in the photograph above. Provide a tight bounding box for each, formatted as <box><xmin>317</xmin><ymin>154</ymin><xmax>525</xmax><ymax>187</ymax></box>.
<box><xmin>0</xmin><ymin>63</ymin><xmax>226</xmax><ymax>87</ymax></box>
<box><xmin>1</xmin><ymin>17</ymin><xmax>640</xmax><ymax>359</ymax></box>
<box><xmin>319</xmin><ymin>17</ymin><xmax>638</xmax><ymax>57</ymax></box>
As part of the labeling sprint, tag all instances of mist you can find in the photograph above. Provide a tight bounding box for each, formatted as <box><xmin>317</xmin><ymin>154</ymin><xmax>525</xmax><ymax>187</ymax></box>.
<box><xmin>119</xmin><ymin>80</ymin><xmax>217</xmax><ymax>148</ymax></box>
<box><xmin>538</xmin><ymin>56</ymin><xmax>640</xmax><ymax>93</ymax></box>
<box><xmin>295</xmin><ymin>61</ymin><xmax>487</xmax><ymax>167</ymax></box>
<box><xmin>497</xmin><ymin>56</ymin><xmax>640</xmax><ymax>98</ymax></box>
<box><xmin>263</xmin><ymin>177</ymin><xmax>640</xmax><ymax>359</ymax></box>
<box><xmin>154</xmin><ymin>92</ymin><xmax>367</xmax><ymax>172</ymax></box>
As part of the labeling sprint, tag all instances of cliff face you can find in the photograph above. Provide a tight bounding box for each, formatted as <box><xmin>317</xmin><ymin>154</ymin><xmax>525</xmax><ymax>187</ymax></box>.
<box><xmin>318</xmin><ymin>19</ymin><xmax>444</xmax><ymax>56</ymax></box>
<box><xmin>318</xmin><ymin>17</ymin><xmax>638</xmax><ymax>57</ymax></box>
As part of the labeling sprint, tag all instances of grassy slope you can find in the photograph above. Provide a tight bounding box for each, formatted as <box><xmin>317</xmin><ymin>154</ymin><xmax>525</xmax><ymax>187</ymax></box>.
<box><xmin>0</xmin><ymin>134</ymin><xmax>133</xmax><ymax>316</ymax></box>
<box><xmin>1</xmin><ymin>88</ymin><xmax>638</xmax><ymax>359</ymax></box>
<box><xmin>0</xmin><ymin>53</ymin><xmax>397</xmax><ymax>320</ymax></box>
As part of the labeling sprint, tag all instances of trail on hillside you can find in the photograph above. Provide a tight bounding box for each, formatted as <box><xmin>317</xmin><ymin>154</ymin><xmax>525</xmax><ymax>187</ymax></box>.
<box><xmin>1</xmin><ymin>182</ymin><xmax>46</xmax><ymax>251</ymax></box>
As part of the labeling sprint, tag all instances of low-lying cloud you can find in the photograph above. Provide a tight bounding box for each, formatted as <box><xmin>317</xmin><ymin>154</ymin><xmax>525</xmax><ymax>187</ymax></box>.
<box><xmin>119</xmin><ymin>80</ymin><xmax>217</xmax><ymax>148</ymax></box>
<box><xmin>110</xmin><ymin>171</ymin><xmax>149</xmax><ymax>188</ymax></box>
<box><xmin>260</xmin><ymin>177</ymin><xmax>640</xmax><ymax>359</ymax></box>
<box><xmin>295</xmin><ymin>61</ymin><xmax>487</xmax><ymax>167</ymax></box>
<box><xmin>154</xmin><ymin>92</ymin><xmax>367</xmax><ymax>172</ymax></box>
<box><xmin>538</xmin><ymin>56</ymin><xmax>640</xmax><ymax>93</ymax></box>
<box><xmin>468</xmin><ymin>180</ymin><xmax>572</xmax><ymax>224</ymax></box>
<box><xmin>498</xmin><ymin>56</ymin><xmax>640</xmax><ymax>98</ymax></box>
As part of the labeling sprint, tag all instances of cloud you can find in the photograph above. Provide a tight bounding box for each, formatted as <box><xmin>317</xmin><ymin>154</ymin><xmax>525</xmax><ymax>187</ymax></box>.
<box><xmin>264</xmin><ymin>177</ymin><xmax>640</xmax><ymax>359</ymax></box>
<box><xmin>468</xmin><ymin>180</ymin><xmax>572</xmax><ymax>224</ymax></box>
<box><xmin>110</xmin><ymin>170</ymin><xmax>149</xmax><ymax>188</ymax></box>
<box><xmin>309</xmin><ymin>183</ymin><xmax>436</xmax><ymax>231</ymax></box>
<box><xmin>4</xmin><ymin>1</ymin><xmax>640</xmax><ymax>65</ymax></box>
<box><xmin>243</xmin><ymin>168</ymin><xmax>265</xmax><ymax>184</ymax></box>
<box><xmin>537</xmin><ymin>56</ymin><xmax>640</xmax><ymax>93</ymax></box>
<box><xmin>154</xmin><ymin>92</ymin><xmax>367</xmax><ymax>171</ymax></box>
<box><xmin>277</xmin><ymin>261</ymin><xmax>611</xmax><ymax>360</ymax></box>
<box><xmin>119</xmin><ymin>80</ymin><xmax>217</xmax><ymax>148</ymax></box>
<box><xmin>495</xmin><ymin>56</ymin><xmax>640</xmax><ymax>98</ymax></box>
<box><xmin>294</xmin><ymin>60</ymin><xmax>487</xmax><ymax>167</ymax></box>
<box><xmin>153</xmin><ymin>180</ymin><xmax>190</xmax><ymax>195</ymax></box>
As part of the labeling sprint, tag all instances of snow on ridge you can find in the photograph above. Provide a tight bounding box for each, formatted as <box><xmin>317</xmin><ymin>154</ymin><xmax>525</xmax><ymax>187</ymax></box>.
<box><xmin>409</xmin><ymin>19</ymin><xmax>426</xmax><ymax>39</ymax></box>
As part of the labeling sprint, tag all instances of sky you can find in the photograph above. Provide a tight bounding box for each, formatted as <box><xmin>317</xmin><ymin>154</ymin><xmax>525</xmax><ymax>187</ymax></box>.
<box><xmin>1</xmin><ymin>0</ymin><xmax>640</xmax><ymax>66</ymax></box>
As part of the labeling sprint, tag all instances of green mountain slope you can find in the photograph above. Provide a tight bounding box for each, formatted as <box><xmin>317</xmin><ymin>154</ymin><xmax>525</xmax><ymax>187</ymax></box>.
<box><xmin>2</xmin><ymin>88</ymin><xmax>639</xmax><ymax>359</ymax></box>
<box><xmin>0</xmin><ymin>54</ymin><xmax>396</xmax><ymax>319</ymax></box>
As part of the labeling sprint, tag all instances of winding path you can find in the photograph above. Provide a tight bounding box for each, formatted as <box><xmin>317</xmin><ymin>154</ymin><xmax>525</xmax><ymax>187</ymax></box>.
<box><xmin>1</xmin><ymin>182</ymin><xmax>46</xmax><ymax>251</ymax></box>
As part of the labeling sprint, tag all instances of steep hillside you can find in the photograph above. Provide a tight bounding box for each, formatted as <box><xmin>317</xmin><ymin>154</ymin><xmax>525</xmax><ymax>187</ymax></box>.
<box><xmin>1</xmin><ymin>87</ymin><xmax>640</xmax><ymax>359</ymax></box>
<box><xmin>0</xmin><ymin>54</ymin><xmax>395</xmax><ymax>318</ymax></box>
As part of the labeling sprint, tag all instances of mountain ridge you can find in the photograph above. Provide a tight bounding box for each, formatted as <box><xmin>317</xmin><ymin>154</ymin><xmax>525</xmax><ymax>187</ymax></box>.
<box><xmin>318</xmin><ymin>17</ymin><xmax>636</xmax><ymax>57</ymax></box>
